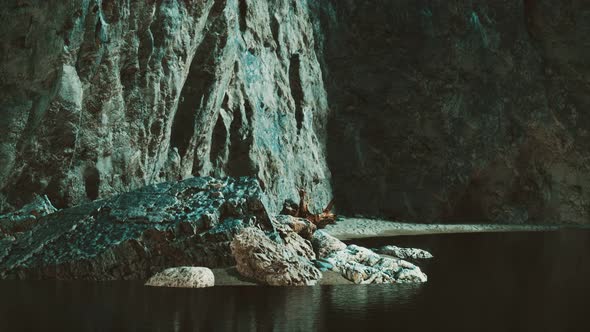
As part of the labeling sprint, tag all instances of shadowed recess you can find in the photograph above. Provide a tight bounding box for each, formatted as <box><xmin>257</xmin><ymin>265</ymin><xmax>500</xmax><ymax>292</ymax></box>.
<box><xmin>289</xmin><ymin>54</ymin><xmax>304</xmax><ymax>134</ymax></box>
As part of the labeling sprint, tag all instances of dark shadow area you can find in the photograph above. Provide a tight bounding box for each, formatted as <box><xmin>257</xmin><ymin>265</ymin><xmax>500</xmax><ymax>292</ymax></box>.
<box><xmin>289</xmin><ymin>54</ymin><xmax>304</xmax><ymax>134</ymax></box>
<box><xmin>84</xmin><ymin>167</ymin><xmax>100</xmax><ymax>201</ymax></box>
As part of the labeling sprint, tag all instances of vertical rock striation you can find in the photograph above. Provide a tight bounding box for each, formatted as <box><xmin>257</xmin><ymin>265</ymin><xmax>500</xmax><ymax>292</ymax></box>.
<box><xmin>0</xmin><ymin>0</ymin><xmax>331</xmax><ymax>214</ymax></box>
<box><xmin>2</xmin><ymin>0</ymin><xmax>590</xmax><ymax>225</ymax></box>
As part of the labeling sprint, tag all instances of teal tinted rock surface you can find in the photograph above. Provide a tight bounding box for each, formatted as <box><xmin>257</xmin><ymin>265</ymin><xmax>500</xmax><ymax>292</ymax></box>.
<box><xmin>0</xmin><ymin>177</ymin><xmax>270</xmax><ymax>280</ymax></box>
<box><xmin>0</xmin><ymin>0</ymin><xmax>332</xmax><ymax>215</ymax></box>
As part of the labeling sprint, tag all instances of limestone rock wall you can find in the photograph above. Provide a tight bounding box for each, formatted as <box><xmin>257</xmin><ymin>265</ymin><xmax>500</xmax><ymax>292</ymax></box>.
<box><xmin>317</xmin><ymin>0</ymin><xmax>590</xmax><ymax>224</ymax></box>
<box><xmin>2</xmin><ymin>0</ymin><xmax>590</xmax><ymax>225</ymax></box>
<box><xmin>0</xmin><ymin>0</ymin><xmax>332</xmax><ymax>214</ymax></box>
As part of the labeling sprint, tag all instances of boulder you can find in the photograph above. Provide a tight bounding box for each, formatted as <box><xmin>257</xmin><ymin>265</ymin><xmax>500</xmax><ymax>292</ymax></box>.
<box><xmin>145</xmin><ymin>267</ymin><xmax>214</xmax><ymax>288</ymax></box>
<box><xmin>374</xmin><ymin>245</ymin><xmax>433</xmax><ymax>260</ymax></box>
<box><xmin>230</xmin><ymin>227</ymin><xmax>322</xmax><ymax>286</ymax></box>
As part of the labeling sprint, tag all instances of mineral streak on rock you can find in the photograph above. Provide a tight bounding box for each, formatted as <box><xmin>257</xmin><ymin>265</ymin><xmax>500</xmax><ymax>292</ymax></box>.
<box><xmin>0</xmin><ymin>0</ymin><xmax>332</xmax><ymax>216</ymax></box>
<box><xmin>0</xmin><ymin>177</ymin><xmax>270</xmax><ymax>280</ymax></box>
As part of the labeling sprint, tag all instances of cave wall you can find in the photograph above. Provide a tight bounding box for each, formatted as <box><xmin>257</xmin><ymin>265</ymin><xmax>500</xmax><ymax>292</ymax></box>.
<box><xmin>318</xmin><ymin>0</ymin><xmax>590</xmax><ymax>224</ymax></box>
<box><xmin>0</xmin><ymin>0</ymin><xmax>332</xmax><ymax>214</ymax></box>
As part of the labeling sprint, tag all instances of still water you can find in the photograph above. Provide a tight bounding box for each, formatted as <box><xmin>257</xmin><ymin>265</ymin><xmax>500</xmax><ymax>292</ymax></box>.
<box><xmin>0</xmin><ymin>230</ymin><xmax>588</xmax><ymax>331</ymax></box>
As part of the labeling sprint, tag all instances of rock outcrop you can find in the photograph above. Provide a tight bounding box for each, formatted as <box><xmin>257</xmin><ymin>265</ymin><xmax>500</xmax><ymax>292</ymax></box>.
<box><xmin>0</xmin><ymin>0</ymin><xmax>331</xmax><ymax>215</ymax></box>
<box><xmin>312</xmin><ymin>230</ymin><xmax>428</xmax><ymax>284</ymax></box>
<box><xmin>0</xmin><ymin>176</ymin><xmax>270</xmax><ymax>280</ymax></box>
<box><xmin>317</xmin><ymin>0</ymin><xmax>590</xmax><ymax>224</ymax></box>
<box><xmin>230</xmin><ymin>226</ymin><xmax>321</xmax><ymax>286</ymax></box>
<box><xmin>145</xmin><ymin>266</ymin><xmax>214</xmax><ymax>288</ymax></box>
<box><xmin>3</xmin><ymin>0</ymin><xmax>589</xmax><ymax>225</ymax></box>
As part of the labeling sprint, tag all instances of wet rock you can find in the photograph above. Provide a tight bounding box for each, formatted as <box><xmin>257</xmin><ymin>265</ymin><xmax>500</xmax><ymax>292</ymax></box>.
<box><xmin>0</xmin><ymin>177</ymin><xmax>269</xmax><ymax>280</ymax></box>
<box><xmin>374</xmin><ymin>245</ymin><xmax>433</xmax><ymax>260</ymax></box>
<box><xmin>312</xmin><ymin>231</ymin><xmax>427</xmax><ymax>284</ymax></box>
<box><xmin>230</xmin><ymin>227</ymin><xmax>321</xmax><ymax>286</ymax></box>
<box><xmin>145</xmin><ymin>267</ymin><xmax>214</xmax><ymax>288</ymax></box>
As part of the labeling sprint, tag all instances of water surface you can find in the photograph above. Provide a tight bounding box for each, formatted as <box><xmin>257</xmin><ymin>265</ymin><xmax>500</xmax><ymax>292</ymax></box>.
<box><xmin>0</xmin><ymin>230</ymin><xmax>588</xmax><ymax>331</ymax></box>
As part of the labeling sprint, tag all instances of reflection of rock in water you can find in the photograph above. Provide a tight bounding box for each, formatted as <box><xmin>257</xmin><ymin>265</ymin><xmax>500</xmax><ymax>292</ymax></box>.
<box><xmin>327</xmin><ymin>284</ymin><xmax>424</xmax><ymax>315</ymax></box>
<box><xmin>271</xmin><ymin>287</ymin><xmax>323</xmax><ymax>331</ymax></box>
<box><xmin>207</xmin><ymin>287</ymin><xmax>324</xmax><ymax>331</ymax></box>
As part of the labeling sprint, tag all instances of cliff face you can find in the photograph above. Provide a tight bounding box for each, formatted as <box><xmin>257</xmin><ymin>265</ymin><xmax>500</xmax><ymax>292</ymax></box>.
<box><xmin>319</xmin><ymin>0</ymin><xmax>590</xmax><ymax>224</ymax></box>
<box><xmin>1</xmin><ymin>0</ymin><xmax>589</xmax><ymax>224</ymax></box>
<box><xmin>0</xmin><ymin>0</ymin><xmax>331</xmax><ymax>214</ymax></box>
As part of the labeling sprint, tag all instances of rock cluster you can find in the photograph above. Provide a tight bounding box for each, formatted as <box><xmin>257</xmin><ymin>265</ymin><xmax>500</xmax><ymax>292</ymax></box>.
<box><xmin>145</xmin><ymin>267</ymin><xmax>214</xmax><ymax>288</ymax></box>
<box><xmin>312</xmin><ymin>231</ymin><xmax>427</xmax><ymax>284</ymax></box>
<box><xmin>0</xmin><ymin>175</ymin><xmax>431</xmax><ymax>286</ymax></box>
<box><xmin>0</xmin><ymin>177</ymin><xmax>270</xmax><ymax>280</ymax></box>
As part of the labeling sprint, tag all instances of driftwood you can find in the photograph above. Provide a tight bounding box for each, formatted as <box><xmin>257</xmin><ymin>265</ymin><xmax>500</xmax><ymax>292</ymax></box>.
<box><xmin>281</xmin><ymin>189</ymin><xmax>336</xmax><ymax>229</ymax></box>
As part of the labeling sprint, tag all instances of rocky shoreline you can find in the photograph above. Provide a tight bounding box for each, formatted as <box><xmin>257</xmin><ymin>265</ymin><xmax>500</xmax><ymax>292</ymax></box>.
<box><xmin>0</xmin><ymin>176</ymin><xmax>436</xmax><ymax>287</ymax></box>
<box><xmin>4</xmin><ymin>175</ymin><xmax>579</xmax><ymax>287</ymax></box>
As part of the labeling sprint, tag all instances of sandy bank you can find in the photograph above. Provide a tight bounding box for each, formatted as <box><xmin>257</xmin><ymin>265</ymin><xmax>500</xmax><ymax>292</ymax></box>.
<box><xmin>323</xmin><ymin>217</ymin><xmax>581</xmax><ymax>240</ymax></box>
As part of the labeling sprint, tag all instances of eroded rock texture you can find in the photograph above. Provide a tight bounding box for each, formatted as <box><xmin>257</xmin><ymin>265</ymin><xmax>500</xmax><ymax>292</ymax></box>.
<box><xmin>0</xmin><ymin>177</ymin><xmax>270</xmax><ymax>280</ymax></box>
<box><xmin>311</xmin><ymin>231</ymin><xmax>427</xmax><ymax>284</ymax></box>
<box><xmin>231</xmin><ymin>226</ymin><xmax>321</xmax><ymax>286</ymax></box>
<box><xmin>318</xmin><ymin>0</ymin><xmax>590</xmax><ymax>224</ymax></box>
<box><xmin>0</xmin><ymin>0</ymin><xmax>331</xmax><ymax>214</ymax></box>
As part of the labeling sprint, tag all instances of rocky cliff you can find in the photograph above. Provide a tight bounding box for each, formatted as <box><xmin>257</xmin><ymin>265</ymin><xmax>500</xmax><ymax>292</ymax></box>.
<box><xmin>318</xmin><ymin>0</ymin><xmax>590</xmax><ymax>224</ymax></box>
<box><xmin>2</xmin><ymin>0</ymin><xmax>590</xmax><ymax>224</ymax></box>
<box><xmin>0</xmin><ymin>0</ymin><xmax>331</xmax><ymax>214</ymax></box>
